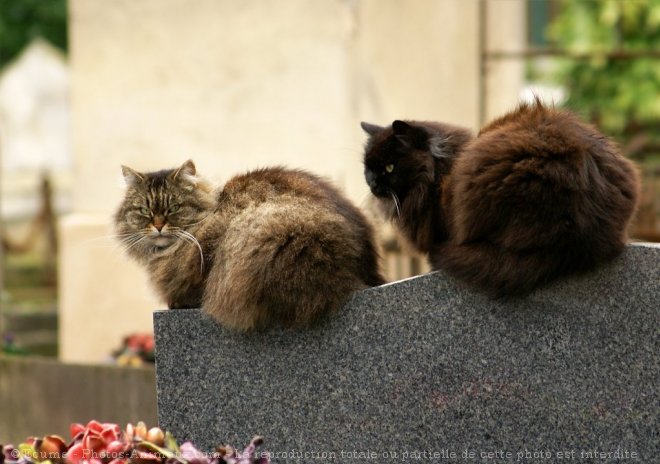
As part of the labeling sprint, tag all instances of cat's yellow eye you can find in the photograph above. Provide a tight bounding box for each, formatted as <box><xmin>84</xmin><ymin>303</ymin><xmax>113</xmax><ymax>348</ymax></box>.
<box><xmin>170</xmin><ymin>204</ymin><xmax>180</xmax><ymax>213</ymax></box>
<box><xmin>385</xmin><ymin>164</ymin><xmax>394</xmax><ymax>173</ymax></box>
<box><xmin>139</xmin><ymin>207</ymin><xmax>150</xmax><ymax>215</ymax></box>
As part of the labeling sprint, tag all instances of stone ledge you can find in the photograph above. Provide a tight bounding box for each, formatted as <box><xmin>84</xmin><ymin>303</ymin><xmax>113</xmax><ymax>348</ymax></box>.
<box><xmin>154</xmin><ymin>243</ymin><xmax>659</xmax><ymax>461</ymax></box>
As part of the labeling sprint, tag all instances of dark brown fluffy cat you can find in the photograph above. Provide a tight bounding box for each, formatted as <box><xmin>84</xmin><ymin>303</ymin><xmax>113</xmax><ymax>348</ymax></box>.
<box><xmin>115</xmin><ymin>160</ymin><xmax>385</xmax><ymax>330</ymax></box>
<box><xmin>362</xmin><ymin>101</ymin><xmax>640</xmax><ymax>297</ymax></box>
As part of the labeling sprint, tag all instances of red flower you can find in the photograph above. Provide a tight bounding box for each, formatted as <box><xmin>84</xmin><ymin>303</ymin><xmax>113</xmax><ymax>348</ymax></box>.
<box><xmin>66</xmin><ymin>421</ymin><xmax>125</xmax><ymax>464</ymax></box>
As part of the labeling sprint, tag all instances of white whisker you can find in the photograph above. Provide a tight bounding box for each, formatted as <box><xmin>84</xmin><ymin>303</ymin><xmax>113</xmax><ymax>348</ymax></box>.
<box><xmin>174</xmin><ymin>230</ymin><xmax>204</xmax><ymax>274</ymax></box>
<box><xmin>123</xmin><ymin>235</ymin><xmax>148</xmax><ymax>252</ymax></box>
<box><xmin>79</xmin><ymin>233</ymin><xmax>138</xmax><ymax>247</ymax></box>
<box><xmin>390</xmin><ymin>191</ymin><xmax>401</xmax><ymax>219</ymax></box>
<box><xmin>180</xmin><ymin>214</ymin><xmax>212</xmax><ymax>228</ymax></box>
<box><xmin>359</xmin><ymin>192</ymin><xmax>375</xmax><ymax>210</ymax></box>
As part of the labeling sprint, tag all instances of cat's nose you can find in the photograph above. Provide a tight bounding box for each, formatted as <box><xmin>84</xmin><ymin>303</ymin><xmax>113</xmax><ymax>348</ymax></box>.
<box><xmin>365</xmin><ymin>170</ymin><xmax>382</xmax><ymax>192</ymax></box>
<box><xmin>365</xmin><ymin>170</ymin><xmax>376</xmax><ymax>186</ymax></box>
<box><xmin>365</xmin><ymin>172</ymin><xmax>386</xmax><ymax>196</ymax></box>
<box><xmin>153</xmin><ymin>216</ymin><xmax>166</xmax><ymax>232</ymax></box>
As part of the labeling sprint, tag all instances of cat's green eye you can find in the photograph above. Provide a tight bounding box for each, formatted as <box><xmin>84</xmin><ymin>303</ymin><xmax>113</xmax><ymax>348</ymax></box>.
<box><xmin>139</xmin><ymin>207</ymin><xmax>150</xmax><ymax>215</ymax></box>
<box><xmin>170</xmin><ymin>204</ymin><xmax>180</xmax><ymax>213</ymax></box>
<box><xmin>385</xmin><ymin>164</ymin><xmax>395</xmax><ymax>173</ymax></box>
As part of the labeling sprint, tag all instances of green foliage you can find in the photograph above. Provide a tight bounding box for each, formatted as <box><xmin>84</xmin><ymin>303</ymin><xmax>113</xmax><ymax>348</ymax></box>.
<box><xmin>0</xmin><ymin>0</ymin><xmax>67</xmax><ymax>68</ymax></box>
<box><xmin>548</xmin><ymin>0</ymin><xmax>660</xmax><ymax>143</ymax></box>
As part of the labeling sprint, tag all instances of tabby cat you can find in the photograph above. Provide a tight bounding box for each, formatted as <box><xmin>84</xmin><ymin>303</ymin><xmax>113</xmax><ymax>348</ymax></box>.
<box><xmin>115</xmin><ymin>160</ymin><xmax>385</xmax><ymax>330</ymax></box>
<box><xmin>362</xmin><ymin>101</ymin><xmax>640</xmax><ymax>297</ymax></box>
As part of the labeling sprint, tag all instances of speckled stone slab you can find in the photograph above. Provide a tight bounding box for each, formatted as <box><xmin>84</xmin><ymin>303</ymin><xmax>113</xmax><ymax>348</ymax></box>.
<box><xmin>154</xmin><ymin>243</ymin><xmax>659</xmax><ymax>462</ymax></box>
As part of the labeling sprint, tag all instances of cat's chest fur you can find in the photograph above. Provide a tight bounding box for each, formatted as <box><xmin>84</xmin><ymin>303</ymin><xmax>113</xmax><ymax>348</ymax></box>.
<box><xmin>143</xmin><ymin>192</ymin><xmax>275</xmax><ymax>309</ymax></box>
<box><xmin>144</xmin><ymin>232</ymin><xmax>209</xmax><ymax>309</ymax></box>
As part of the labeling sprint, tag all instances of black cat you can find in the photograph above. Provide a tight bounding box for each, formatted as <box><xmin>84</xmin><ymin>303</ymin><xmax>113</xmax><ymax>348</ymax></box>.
<box><xmin>362</xmin><ymin>101</ymin><xmax>640</xmax><ymax>297</ymax></box>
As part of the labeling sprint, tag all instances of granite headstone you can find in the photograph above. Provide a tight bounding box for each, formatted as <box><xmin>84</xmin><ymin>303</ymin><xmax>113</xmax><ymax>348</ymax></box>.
<box><xmin>154</xmin><ymin>243</ymin><xmax>659</xmax><ymax>462</ymax></box>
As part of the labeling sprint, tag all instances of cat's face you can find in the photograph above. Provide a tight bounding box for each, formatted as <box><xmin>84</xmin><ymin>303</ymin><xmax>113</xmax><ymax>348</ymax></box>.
<box><xmin>361</xmin><ymin>121</ymin><xmax>437</xmax><ymax>202</ymax></box>
<box><xmin>114</xmin><ymin>160</ymin><xmax>214</xmax><ymax>256</ymax></box>
<box><xmin>362</xmin><ymin>120</ymin><xmax>474</xmax><ymax>206</ymax></box>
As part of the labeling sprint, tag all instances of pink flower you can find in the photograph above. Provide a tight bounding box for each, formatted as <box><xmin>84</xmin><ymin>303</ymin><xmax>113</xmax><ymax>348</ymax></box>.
<box><xmin>65</xmin><ymin>421</ymin><xmax>125</xmax><ymax>464</ymax></box>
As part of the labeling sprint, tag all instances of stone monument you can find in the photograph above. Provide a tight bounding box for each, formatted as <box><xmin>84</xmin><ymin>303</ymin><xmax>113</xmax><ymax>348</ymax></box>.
<box><xmin>154</xmin><ymin>243</ymin><xmax>659</xmax><ymax>462</ymax></box>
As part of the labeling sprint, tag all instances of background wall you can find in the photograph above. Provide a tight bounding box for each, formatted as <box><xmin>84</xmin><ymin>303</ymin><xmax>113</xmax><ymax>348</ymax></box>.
<box><xmin>60</xmin><ymin>0</ymin><xmax>525</xmax><ymax>362</ymax></box>
<box><xmin>0</xmin><ymin>356</ymin><xmax>156</xmax><ymax>444</ymax></box>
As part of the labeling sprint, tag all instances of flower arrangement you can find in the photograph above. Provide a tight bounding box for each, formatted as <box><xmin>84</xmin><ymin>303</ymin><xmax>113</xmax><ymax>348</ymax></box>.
<box><xmin>1</xmin><ymin>421</ymin><xmax>269</xmax><ymax>464</ymax></box>
<box><xmin>112</xmin><ymin>334</ymin><xmax>155</xmax><ymax>366</ymax></box>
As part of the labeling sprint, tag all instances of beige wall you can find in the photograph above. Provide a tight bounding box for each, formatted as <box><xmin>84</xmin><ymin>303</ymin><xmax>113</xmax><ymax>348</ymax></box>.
<box><xmin>483</xmin><ymin>0</ymin><xmax>526</xmax><ymax>121</ymax></box>
<box><xmin>355</xmin><ymin>0</ymin><xmax>480</xmax><ymax>127</ymax></box>
<box><xmin>60</xmin><ymin>0</ymin><xmax>525</xmax><ymax>362</ymax></box>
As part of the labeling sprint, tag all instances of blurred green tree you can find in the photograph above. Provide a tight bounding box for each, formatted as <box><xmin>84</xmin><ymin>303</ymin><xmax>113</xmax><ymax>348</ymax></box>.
<box><xmin>0</xmin><ymin>0</ymin><xmax>67</xmax><ymax>69</ymax></box>
<box><xmin>549</xmin><ymin>0</ymin><xmax>660</xmax><ymax>159</ymax></box>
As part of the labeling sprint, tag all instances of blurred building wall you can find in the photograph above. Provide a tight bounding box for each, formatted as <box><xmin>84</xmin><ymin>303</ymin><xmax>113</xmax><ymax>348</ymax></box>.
<box><xmin>60</xmin><ymin>0</ymin><xmax>524</xmax><ymax>362</ymax></box>
<box><xmin>0</xmin><ymin>39</ymin><xmax>72</xmax><ymax>219</ymax></box>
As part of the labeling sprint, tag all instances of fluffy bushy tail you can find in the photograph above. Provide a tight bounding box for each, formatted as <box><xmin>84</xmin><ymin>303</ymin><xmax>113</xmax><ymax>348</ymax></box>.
<box><xmin>202</xmin><ymin>201</ymin><xmax>384</xmax><ymax>331</ymax></box>
<box><xmin>434</xmin><ymin>101</ymin><xmax>640</xmax><ymax>297</ymax></box>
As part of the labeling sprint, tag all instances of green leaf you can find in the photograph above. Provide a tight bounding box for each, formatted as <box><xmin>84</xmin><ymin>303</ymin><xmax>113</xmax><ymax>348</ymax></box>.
<box><xmin>165</xmin><ymin>431</ymin><xmax>180</xmax><ymax>454</ymax></box>
<box><xmin>548</xmin><ymin>0</ymin><xmax>660</xmax><ymax>144</ymax></box>
<box><xmin>18</xmin><ymin>443</ymin><xmax>38</xmax><ymax>460</ymax></box>
<box><xmin>135</xmin><ymin>441</ymin><xmax>176</xmax><ymax>460</ymax></box>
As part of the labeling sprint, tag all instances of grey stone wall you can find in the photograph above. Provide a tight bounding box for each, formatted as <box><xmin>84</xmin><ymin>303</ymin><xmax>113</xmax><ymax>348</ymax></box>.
<box><xmin>154</xmin><ymin>244</ymin><xmax>659</xmax><ymax>462</ymax></box>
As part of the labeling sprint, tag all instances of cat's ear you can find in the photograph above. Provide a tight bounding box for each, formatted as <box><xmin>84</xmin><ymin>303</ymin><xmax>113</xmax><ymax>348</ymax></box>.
<box><xmin>360</xmin><ymin>122</ymin><xmax>385</xmax><ymax>136</ymax></box>
<box><xmin>392</xmin><ymin>120</ymin><xmax>428</xmax><ymax>150</ymax></box>
<box><xmin>121</xmin><ymin>165</ymin><xmax>145</xmax><ymax>187</ymax></box>
<box><xmin>171</xmin><ymin>159</ymin><xmax>196</xmax><ymax>180</ymax></box>
<box><xmin>429</xmin><ymin>136</ymin><xmax>452</xmax><ymax>159</ymax></box>
<box><xmin>171</xmin><ymin>159</ymin><xmax>199</xmax><ymax>190</ymax></box>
